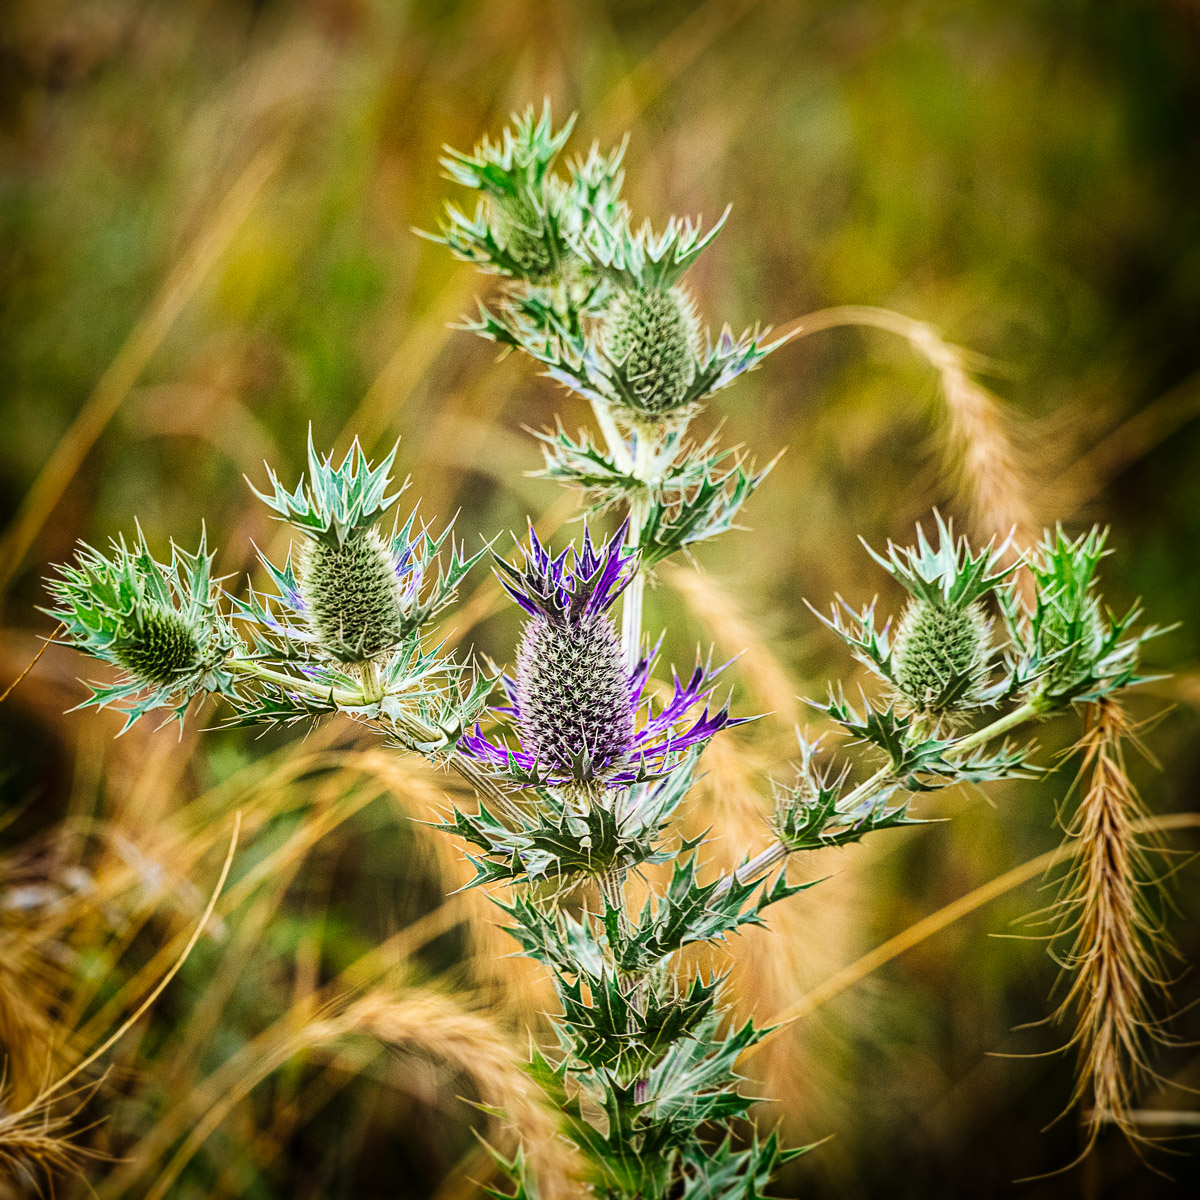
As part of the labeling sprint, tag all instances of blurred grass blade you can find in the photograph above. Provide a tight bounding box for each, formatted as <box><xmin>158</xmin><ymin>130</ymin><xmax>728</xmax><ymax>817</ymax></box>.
<box><xmin>0</xmin><ymin>146</ymin><xmax>284</xmax><ymax>595</ymax></box>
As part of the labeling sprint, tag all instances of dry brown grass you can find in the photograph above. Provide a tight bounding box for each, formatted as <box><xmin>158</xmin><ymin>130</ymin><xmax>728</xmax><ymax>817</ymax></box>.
<box><xmin>349</xmin><ymin>990</ymin><xmax>577</xmax><ymax>1198</ymax></box>
<box><xmin>668</xmin><ymin>733</ymin><xmax>863</xmax><ymax>1135</ymax></box>
<box><xmin>777</xmin><ymin>306</ymin><xmax>1039</xmax><ymax>553</ymax></box>
<box><xmin>0</xmin><ymin>1084</ymin><xmax>101</xmax><ymax>1200</ymax></box>
<box><xmin>127</xmin><ymin>986</ymin><xmax>574</xmax><ymax>1200</ymax></box>
<box><xmin>1050</xmin><ymin>697</ymin><xmax>1176</xmax><ymax>1156</ymax></box>
<box><xmin>662</xmin><ymin>562</ymin><xmax>803</xmax><ymax>728</ymax></box>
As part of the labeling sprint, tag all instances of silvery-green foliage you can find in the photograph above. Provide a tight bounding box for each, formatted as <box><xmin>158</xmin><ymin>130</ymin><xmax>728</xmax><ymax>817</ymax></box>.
<box><xmin>44</xmin><ymin>525</ymin><xmax>240</xmax><ymax>730</ymax></box>
<box><xmin>41</xmin><ymin>107</ymin><xmax>1170</xmax><ymax>1200</ymax></box>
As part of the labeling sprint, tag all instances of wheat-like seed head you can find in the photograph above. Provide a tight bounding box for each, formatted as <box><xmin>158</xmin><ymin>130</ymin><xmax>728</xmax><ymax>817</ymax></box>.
<box><xmin>1052</xmin><ymin>697</ymin><xmax>1175</xmax><ymax>1155</ymax></box>
<box><xmin>923</xmin><ymin>337</ymin><xmax>1037</xmax><ymax>551</ymax></box>
<box><xmin>343</xmin><ymin>990</ymin><xmax>578</xmax><ymax>1199</ymax></box>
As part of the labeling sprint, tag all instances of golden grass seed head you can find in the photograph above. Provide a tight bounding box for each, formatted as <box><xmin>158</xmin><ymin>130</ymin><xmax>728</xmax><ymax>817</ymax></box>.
<box><xmin>300</xmin><ymin>528</ymin><xmax>406</xmax><ymax>663</ymax></box>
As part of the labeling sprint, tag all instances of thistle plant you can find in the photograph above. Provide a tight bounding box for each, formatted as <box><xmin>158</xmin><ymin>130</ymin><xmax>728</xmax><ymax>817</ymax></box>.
<box><xmin>40</xmin><ymin>106</ymin><xmax>1177</xmax><ymax>1195</ymax></box>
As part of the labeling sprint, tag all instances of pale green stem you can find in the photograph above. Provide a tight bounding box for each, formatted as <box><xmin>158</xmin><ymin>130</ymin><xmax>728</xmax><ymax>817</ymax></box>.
<box><xmin>226</xmin><ymin>657</ymin><xmax>526</xmax><ymax>823</ymax></box>
<box><xmin>590</xmin><ymin>397</ymin><xmax>633</xmax><ymax>474</ymax></box>
<box><xmin>726</xmin><ymin>700</ymin><xmax>1045</xmax><ymax>889</ymax></box>
<box><xmin>359</xmin><ymin>658</ymin><xmax>385</xmax><ymax>705</ymax></box>
<box><xmin>227</xmin><ymin>658</ymin><xmax>359</xmax><ymax>705</ymax></box>
<box><xmin>620</xmin><ymin>425</ymin><xmax>660</xmax><ymax>669</ymax></box>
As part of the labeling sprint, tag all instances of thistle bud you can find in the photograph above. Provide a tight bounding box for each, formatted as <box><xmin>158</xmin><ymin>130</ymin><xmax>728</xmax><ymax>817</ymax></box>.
<box><xmin>890</xmin><ymin>597</ymin><xmax>992</xmax><ymax>714</ymax></box>
<box><xmin>1038</xmin><ymin>593</ymin><xmax>1105</xmax><ymax>690</ymax></box>
<box><xmin>113</xmin><ymin>604</ymin><xmax>204</xmax><ymax>687</ymax></box>
<box><xmin>490</xmin><ymin>192</ymin><xmax>558</xmax><ymax>282</ymax></box>
<box><xmin>1025</xmin><ymin>527</ymin><xmax>1116</xmax><ymax>700</ymax></box>
<box><xmin>299</xmin><ymin>528</ymin><xmax>406</xmax><ymax>664</ymax></box>
<box><xmin>601</xmin><ymin>285</ymin><xmax>701</xmax><ymax>415</ymax></box>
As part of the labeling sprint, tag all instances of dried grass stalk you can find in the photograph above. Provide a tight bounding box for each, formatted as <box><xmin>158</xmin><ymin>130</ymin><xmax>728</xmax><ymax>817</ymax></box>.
<box><xmin>0</xmin><ymin>1086</ymin><xmax>99</xmax><ymax>1199</ymax></box>
<box><xmin>910</xmin><ymin>327</ymin><xmax>1037</xmax><ymax>551</ymax></box>
<box><xmin>132</xmin><ymin>988</ymin><xmax>576</xmax><ymax>1200</ymax></box>
<box><xmin>676</xmin><ymin>735</ymin><xmax>861</xmax><ymax>1133</ymax></box>
<box><xmin>1053</xmin><ymin>697</ymin><xmax>1174</xmax><ymax>1153</ymax></box>
<box><xmin>778</xmin><ymin>306</ymin><xmax>1039</xmax><ymax>551</ymax></box>
<box><xmin>662</xmin><ymin>563</ymin><xmax>802</xmax><ymax>727</ymax></box>
<box><xmin>346</xmin><ymin>991</ymin><xmax>577</xmax><ymax>1197</ymax></box>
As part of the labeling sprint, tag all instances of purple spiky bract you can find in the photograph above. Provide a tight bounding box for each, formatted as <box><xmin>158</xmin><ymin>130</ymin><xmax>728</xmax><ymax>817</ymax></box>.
<box><xmin>460</xmin><ymin>523</ymin><xmax>747</xmax><ymax>785</ymax></box>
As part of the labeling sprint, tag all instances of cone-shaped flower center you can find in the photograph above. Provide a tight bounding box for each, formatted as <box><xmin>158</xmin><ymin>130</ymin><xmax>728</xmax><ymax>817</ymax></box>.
<box><xmin>300</xmin><ymin>529</ymin><xmax>405</xmax><ymax>663</ymax></box>
<box><xmin>490</xmin><ymin>193</ymin><xmax>557</xmax><ymax>282</ymax></box>
<box><xmin>515</xmin><ymin>611</ymin><xmax>635</xmax><ymax>780</ymax></box>
<box><xmin>114</xmin><ymin>605</ymin><xmax>202</xmax><ymax>687</ymax></box>
<box><xmin>602</xmin><ymin>285</ymin><xmax>700</xmax><ymax>413</ymax></box>
<box><xmin>892</xmin><ymin>598</ymin><xmax>990</xmax><ymax>711</ymax></box>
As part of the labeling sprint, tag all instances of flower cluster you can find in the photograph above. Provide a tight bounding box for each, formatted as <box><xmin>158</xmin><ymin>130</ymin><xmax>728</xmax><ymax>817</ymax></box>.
<box><xmin>229</xmin><ymin>434</ymin><xmax>489</xmax><ymax>722</ymax></box>
<box><xmin>459</xmin><ymin>524</ymin><xmax>744</xmax><ymax>787</ymax></box>
<box><xmin>39</xmin><ymin>106</ymin><xmax>1172</xmax><ymax>1200</ymax></box>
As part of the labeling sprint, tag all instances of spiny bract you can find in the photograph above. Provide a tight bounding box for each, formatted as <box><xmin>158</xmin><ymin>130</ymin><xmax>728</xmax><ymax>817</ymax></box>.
<box><xmin>601</xmin><ymin>285</ymin><xmax>701</xmax><ymax>414</ymax></box>
<box><xmin>299</xmin><ymin>528</ymin><xmax>406</xmax><ymax>664</ymax></box>
<box><xmin>113</xmin><ymin>605</ymin><xmax>204</xmax><ymax>687</ymax></box>
<box><xmin>1038</xmin><ymin>592</ymin><xmax>1106</xmax><ymax>691</ymax></box>
<box><xmin>515</xmin><ymin>608</ymin><xmax>635</xmax><ymax>779</ymax></box>
<box><xmin>489</xmin><ymin>190</ymin><xmax>561</xmax><ymax>282</ymax></box>
<box><xmin>891</xmin><ymin>597</ymin><xmax>992</xmax><ymax>713</ymax></box>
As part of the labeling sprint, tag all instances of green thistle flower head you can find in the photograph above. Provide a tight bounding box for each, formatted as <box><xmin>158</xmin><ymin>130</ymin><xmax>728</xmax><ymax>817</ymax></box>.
<box><xmin>1026</xmin><ymin>527</ymin><xmax>1111</xmax><ymax>697</ymax></box>
<box><xmin>601</xmin><ymin>284</ymin><xmax>701</xmax><ymax>415</ymax></box>
<box><xmin>299</xmin><ymin>527</ymin><xmax>406</xmax><ymax>664</ymax></box>
<box><xmin>580</xmin><ymin>209</ymin><xmax>729</xmax><ymax>418</ymax></box>
<box><xmin>891</xmin><ymin>596</ymin><xmax>993</xmax><ymax>714</ymax></box>
<box><xmin>433</xmin><ymin>103</ymin><xmax>588</xmax><ymax>284</ymax></box>
<box><xmin>44</xmin><ymin>525</ymin><xmax>238</xmax><ymax>730</ymax></box>
<box><xmin>248</xmin><ymin>437</ymin><xmax>486</xmax><ymax>668</ymax></box>
<box><xmin>866</xmin><ymin>513</ymin><xmax>1014</xmax><ymax>715</ymax></box>
<box><xmin>251</xmin><ymin>434</ymin><xmax>411</xmax><ymax>666</ymax></box>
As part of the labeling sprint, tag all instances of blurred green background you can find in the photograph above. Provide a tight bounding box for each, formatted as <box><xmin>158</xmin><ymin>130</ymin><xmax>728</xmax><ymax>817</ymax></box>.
<box><xmin>2</xmin><ymin>1</ymin><xmax>1200</xmax><ymax>1197</ymax></box>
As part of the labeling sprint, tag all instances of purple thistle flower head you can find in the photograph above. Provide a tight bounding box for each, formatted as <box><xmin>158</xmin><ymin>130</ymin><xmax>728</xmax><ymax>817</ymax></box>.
<box><xmin>461</xmin><ymin>521</ymin><xmax>747</xmax><ymax>785</ymax></box>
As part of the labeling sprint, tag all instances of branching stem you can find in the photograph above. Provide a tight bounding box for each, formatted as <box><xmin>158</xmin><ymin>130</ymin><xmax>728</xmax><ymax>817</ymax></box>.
<box><xmin>726</xmin><ymin>699</ymin><xmax>1045</xmax><ymax>890</ymax></box>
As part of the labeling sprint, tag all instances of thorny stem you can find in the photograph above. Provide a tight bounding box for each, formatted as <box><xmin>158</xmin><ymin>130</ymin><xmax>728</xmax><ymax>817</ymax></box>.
<box><xmin>724</xmin><ymin>700</ymin><xmax>1045</xmax><ymax>892</ymax></box>
<box><xmin>227</xmin><ymin>658</ymin><xmax>527</xmax><ymax>824</ymax></box>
